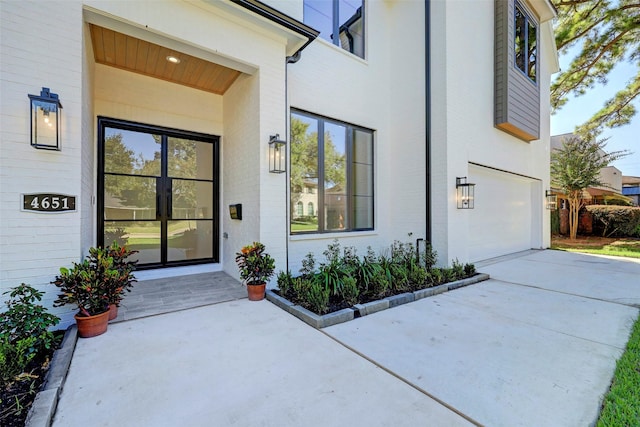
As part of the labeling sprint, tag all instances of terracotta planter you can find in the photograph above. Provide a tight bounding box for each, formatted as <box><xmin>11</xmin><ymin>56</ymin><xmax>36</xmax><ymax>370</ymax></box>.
<box><xmin>247</xmin><ymin>282</ymin><xmax>266</xmax><ymax>301</ymax></box>
<box><xmin>75</xmin><ymin>310</ymin><xmax>110</xmax><ymax>338</ymax></box>
<box><xmin>108</xmin><ymin>304</ymin><xmax>118</xmax><ymax>321</ymax></box>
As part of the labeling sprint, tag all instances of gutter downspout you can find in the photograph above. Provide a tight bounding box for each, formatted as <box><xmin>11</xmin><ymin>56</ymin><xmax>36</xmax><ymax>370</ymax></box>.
<box><xmin>425</xmin><ymin>0</ymin><xmax>432</xmax><ymax>244</ymax></box>
<box><xmin>283</xmin><ymin>52</ymin><xmax>303</xmax><ymax>272</ymax></box>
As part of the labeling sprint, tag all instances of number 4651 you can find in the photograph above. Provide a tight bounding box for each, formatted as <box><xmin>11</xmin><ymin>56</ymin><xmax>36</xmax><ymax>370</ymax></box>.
<box><xmin>30</xmin><ymin>196</ymin><xmax>70</xmax><ymax>210</ymax></box>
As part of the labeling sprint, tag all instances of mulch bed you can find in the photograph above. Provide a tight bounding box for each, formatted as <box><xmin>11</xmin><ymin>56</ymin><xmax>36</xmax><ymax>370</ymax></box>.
<box><xmin>552</xmin><ymin>235</ymin><xmax>640</xmax><ymax>249</ymax></box>
<box><xmin>1</xmin><ymin>333</ymin><xmax>62</xmax><ymax>427</ymax></box>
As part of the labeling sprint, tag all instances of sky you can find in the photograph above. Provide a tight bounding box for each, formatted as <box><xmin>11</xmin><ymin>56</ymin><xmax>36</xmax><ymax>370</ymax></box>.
<box><xmin>550</xmin><ymin>50</ymin><xmax>640</xmax><ymax>178</ymax></box>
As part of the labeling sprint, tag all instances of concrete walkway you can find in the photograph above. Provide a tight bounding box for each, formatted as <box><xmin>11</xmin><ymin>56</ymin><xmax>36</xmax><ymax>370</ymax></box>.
<box><xmin>52</xmin><ymin>250</ymin><xmax>640</xmax><ymax>427</ymax></box>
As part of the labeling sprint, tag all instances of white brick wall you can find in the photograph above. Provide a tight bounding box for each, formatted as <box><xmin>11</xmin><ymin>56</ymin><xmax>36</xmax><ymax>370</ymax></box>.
<box><xmin>1</xmin><ymin>1</ymin><xmax>84</xmax><ymax>322</ymax></box>
<box><xmin>430</xmin><ymin>0</ymin><xmax>553</xmax><ymax>263</ymax></box>
<box><xmin>286</xmin><ymin>0</ymin><xmax>428</xmax><ymax>272</ymax></box>
<box><xmin>0</xmin><ymin>0</ymin><xmax>556</xmax><ymax>323</ymax></box>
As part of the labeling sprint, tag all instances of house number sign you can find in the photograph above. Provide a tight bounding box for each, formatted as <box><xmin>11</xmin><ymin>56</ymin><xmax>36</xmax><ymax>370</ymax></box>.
<box><xmin>22</xmin><ymin>193</ymin><xmax>76</xmax><ymax>213</ymax></box>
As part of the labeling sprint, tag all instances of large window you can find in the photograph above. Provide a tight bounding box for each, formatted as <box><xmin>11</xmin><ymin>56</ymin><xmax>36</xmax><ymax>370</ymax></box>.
<box><xmin>303</xmin><ymin>0</ymin><xmax>364</xmax><ymax>59</ymax></box>
<box><xmin>514</xmin><ymin>2</ymin><xmax>537</xmax><ymax>83</ymax></box>
<box><xmin>290</xmin><ymin>111</ymin><xmax>373</xmax><ymax>234</ymax></box>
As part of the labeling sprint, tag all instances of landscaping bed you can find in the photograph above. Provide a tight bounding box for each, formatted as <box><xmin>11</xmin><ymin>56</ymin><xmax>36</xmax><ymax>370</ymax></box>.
<box><xmin>267</xmin><ymin>239</ymin><xmax>488</xmax><ymax>328</ymax></box>
<box><xmin>267</xmin><ymin>273</ymin><xmax>490</xmax><ymax>328</ymax></box>
<box><xmin>1</xmin><ymin>285</ymin><xmax>63</xmax><ymax>427</ymax></box>
<box><xmin>1</xmin><ymin>335</ymin><xmax>61</xmax><ymax>427</ymax></box>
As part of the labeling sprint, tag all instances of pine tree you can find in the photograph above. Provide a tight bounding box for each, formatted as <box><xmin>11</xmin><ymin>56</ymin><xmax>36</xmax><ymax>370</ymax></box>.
<box><xmin>551</xmin><ymin>0</ymin><xmax>640</xmax><ymax>138</ymax></box>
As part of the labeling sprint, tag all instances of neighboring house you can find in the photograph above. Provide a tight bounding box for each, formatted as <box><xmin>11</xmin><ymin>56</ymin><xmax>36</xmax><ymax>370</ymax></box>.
<box><xmin>0</xmin><ymin>0</ymin><xmax>558</xmax><ymax>324</ymax></box>
<box><xmin>550</xmin><ymin>133</ymin><xmax>625</xmax><ymax>206</ymax></box>
<box><xmin>622</xmin><ymin>176</ymin><xmax>640</xmax><ymax>206</ymax></box>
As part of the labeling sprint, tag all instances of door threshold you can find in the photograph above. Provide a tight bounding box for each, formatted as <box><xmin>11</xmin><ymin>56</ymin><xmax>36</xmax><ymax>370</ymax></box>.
<box><xmin>135</xmin><ymin>263</ymin><xmax>223</xmax><ymax>281</ymax></box>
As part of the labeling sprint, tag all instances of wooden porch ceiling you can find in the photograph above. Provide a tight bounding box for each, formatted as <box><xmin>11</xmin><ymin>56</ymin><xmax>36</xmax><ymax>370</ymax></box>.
<box><xmin>89</xmin><ymin>24</ymin><xmax>241</xmax><ymax>95</ymax></box>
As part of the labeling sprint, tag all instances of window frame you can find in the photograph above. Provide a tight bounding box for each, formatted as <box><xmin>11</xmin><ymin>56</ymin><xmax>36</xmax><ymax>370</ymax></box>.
<box><xmin>513</xmin><ymin>1</ymin><xmax>538</xmax><ymax>85</ymax></box>
<box><xmin>290</xmin><ymin>109</ymin><xmax>374</xmax><ymax>235</ymax></box>
<box><xmin>303</xmin><ymin>0</ymin><xmax>365</xmax><ymax>59</ymax></box>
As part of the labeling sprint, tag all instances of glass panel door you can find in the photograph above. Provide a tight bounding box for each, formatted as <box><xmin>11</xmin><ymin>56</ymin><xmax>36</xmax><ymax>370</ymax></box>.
<box><xmin>166</xmin><ymin>137</ymin><xmax>215</xmax><ymax>262</ymax></box>
<box><xmin>99</xmin><ymin>119</ymin><xmax>218</xmax><ymax>268</ymax></box>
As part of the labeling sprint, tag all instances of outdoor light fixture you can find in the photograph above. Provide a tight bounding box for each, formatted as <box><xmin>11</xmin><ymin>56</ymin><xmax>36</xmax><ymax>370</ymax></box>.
<box><xmin>545</xmin><ymin>190</ymin><xmax>557</xmax><ymax>210</ymax></box>
<box><xmin>28</xmin><ymin>87</ymin><xmax>62</xmax><ymax>150</ymax></box>
<box><xmin>456</xmin><ymin>177</ymin><xmax>475</xmax><ymax>209</ymax></box>
<box><xmin>268</xmin><ymin>134</ymin><xmax>286</xmax><ymax>173</ymax></box>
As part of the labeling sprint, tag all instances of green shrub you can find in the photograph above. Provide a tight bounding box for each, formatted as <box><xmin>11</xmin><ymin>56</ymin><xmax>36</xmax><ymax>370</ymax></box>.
<box><xmin>407</xmin><ymin>265</ymin><xmax>428</xmax><ymax>289</ymax></box>
<box><xmin>300</xmin><ymin>281</ymin><xmax>330</xmax><ymax>314</ymax></box>
<box><xmin>318</xmin><ymin>263</ymin><xmax>344</xmax><ymax>296</ymax></box>
<box><xmin>350</xmin><ymin>247</ymin><xmax>381</xmax><ymax>291</ymax></box>
<box><xmin>390</xmin><ymin>264</ymin><xmax>410</xmax><ymax>292</ymax></box>
<box><xmin>442</xmin><ymin>268</ymin><xmax>458</xmax><ymax>283</ymax></box>
<box><xmin>429</xmin><ymin>268</ymin><xmax>444</xmax><ymax>286</ymax></box>
<box><xmin>299</xmin><ymin>252</ymin><xmax>316</xmax><ymax>278</ymax></box>
<box><xmin>586</xmin><ymin>205</ymin><xmax>640</xmax><ymax>237</ymax></box>
<box><xmin>292</xmin><ymin>277</ymin><xmax>313</xmax><ymax>305</ymax></box>
<box><xmin>464</xmin><ymin>263</ymin><xmax>476</xmax><ymax>277</ymax></box>
<box><xmin>390</xmin><ymin>240</ymin><xmax>416</xmax><ymax>267</ymax></box>
<box><xmin>283</xmin><ymin>238</ymin><xmax>473</xmax><ymax>313</ymax></box>
<box><xmin>340</xmin><ymin>276</ymin><xmax>360</xmax><ymax>306</ymax></box>
<box><xmin>451</xmin><ymin>259</ymin><xmax>465</xmax><ymax>280</ymax></box>
<box><xmin>369</xmin><ymin>271</ymin><xmax>390</xmax><ymax>298</ymax></box>
<box><xmin>323</xmin><ymin>240</ymin><xmax>341</xmax><ymax>265</ymax></box>
<box><xmin>276</xmin><ymin>271</ymin><xmax>294</xmax><ymax>299</ymax></box>
<box><xmin>420</xmin><ymin>243</ymin><xmax>438</xmax><ymax>270</ymax></box>
<box><xmin>0</xmin><ymin>336</ymin><xmax>38</xmax><ymax>384</ymax></box>
<box><xmin>1</xmin><ymin>284</ymin><xmax>60</xmax><ymax>355</ymax></box>
<box><xmin>550</xmin><ymin>208</ymin><xmax>560</xmax><ymax>234</ymax></box>
<box><xmin>602</xmin><ymin>195</ymin><xmax>634</xmax><ymax>206</ymax></box>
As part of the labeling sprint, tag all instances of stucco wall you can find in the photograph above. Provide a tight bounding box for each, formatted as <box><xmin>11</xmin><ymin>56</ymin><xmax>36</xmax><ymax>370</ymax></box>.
<box><xmin>597</xmin><ymin>167</ymin><xmax>623</xmax><ymax>194</ymax></box>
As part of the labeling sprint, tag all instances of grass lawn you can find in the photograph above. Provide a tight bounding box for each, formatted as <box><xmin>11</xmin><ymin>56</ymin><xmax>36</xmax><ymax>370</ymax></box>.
<box><xmin>551</xmin><ymin>236</ymin><xmax>640</xmax><ymax>259</ymax></box>
<box><xmin>596</xmin><ymin>313</ymin><xmax>640</xmax><ymax>427</ymax></box>
<box><xmin>553</xmin><ymin>235</ymin><xmax>640</xmax><ymax>425</ymax></box>
<box><xmin>291</xmin><ymin>221</ymin><xmax>319</xmax><ymax>232</ymax></box>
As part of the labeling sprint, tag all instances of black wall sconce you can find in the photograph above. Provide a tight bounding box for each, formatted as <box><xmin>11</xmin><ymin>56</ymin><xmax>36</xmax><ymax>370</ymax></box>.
<box><xmin>28</xmin><ymin>87</ymin><xmax>62</xmax><ymax>151</ymax></box>
<box><xmin>545</xmin><ymin>190</ymin><xmax>557</xmax><ymax>210</ymax></box>
<box><xmin>269</xmin><ymin>134</ymin><xmax>286</xmax><ymax>173</ymax></box>
<box><xmin>456</xmin><ymin>177</ymin><xmax>475</xmax><ymax>209</ymax></box>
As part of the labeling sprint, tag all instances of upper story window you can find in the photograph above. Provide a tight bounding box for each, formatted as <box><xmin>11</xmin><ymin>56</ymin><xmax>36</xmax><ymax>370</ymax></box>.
<box><xmin>303</xmin><ymin>0</ymin><xmax>365</xmax><ymax>59</ymax></box>
<box><xmin>514</xmin><ymin>3</ymin><xmax>537</xmax><ymax>83</ymax></box>
<box><xmin>291</xmin><ymin>110</ymin><xmax>374</xmax><ymax>234</ymax></box>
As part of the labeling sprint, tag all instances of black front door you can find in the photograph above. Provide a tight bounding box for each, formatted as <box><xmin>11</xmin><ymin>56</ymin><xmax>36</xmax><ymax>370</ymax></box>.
<box><xmin>98</xmin><ymin>118</ymin><xmax>219</xmax><ymax>268</ymax></box>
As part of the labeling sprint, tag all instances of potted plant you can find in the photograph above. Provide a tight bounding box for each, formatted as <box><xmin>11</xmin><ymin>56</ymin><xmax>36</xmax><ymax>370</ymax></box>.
<box><xmin>52</xmin><ymin>258</ymin><xmax>111</xmax><ymax>338</ymax></box>
<box><xmin>102</xmin><ymin>242</ymin><xmax>138</xmax><ymax>320</ymax></box>
<box><xmin>52</xmin><ymin>243</ymin><xmax>137</xmax><ymax>337</ymax></box>
<box><xmin>235</xmin><ymin>242</ymin><xmax>275</xmax><ymax>301</ymax></box>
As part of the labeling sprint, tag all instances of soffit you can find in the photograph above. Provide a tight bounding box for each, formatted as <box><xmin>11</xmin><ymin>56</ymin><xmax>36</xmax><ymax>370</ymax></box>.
<box><xmin>527</xmin><ymin>0</ymin><xmax>557</xmax><ymax>23</ymax></box>
<box><xmin>89</xmin><ymin>24</ymin><xmax>242</xmax><ymax>95</ymax></box>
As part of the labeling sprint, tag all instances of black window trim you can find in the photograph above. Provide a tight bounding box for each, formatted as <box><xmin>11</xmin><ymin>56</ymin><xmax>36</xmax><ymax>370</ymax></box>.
<box><xmin>305</xmin><ymin>0</ymin><xmax>365</xmax><ymax>59</ymax></box>
<box><xmin>290</xmin><ymin>109</ymin><xmax>375</xmax><ymax>235</ymax></box>
<box><xmin>514</xmin><ymin>1</ymin><xmax>538</xmax><ymax>86</ymax></box>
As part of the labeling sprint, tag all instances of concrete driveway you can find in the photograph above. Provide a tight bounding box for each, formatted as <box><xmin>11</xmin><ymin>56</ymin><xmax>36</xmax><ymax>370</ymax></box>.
<box><xmin>52</xmin><ymin>250</ymin><xmax>640</xmax><ymax>427</ymax></box>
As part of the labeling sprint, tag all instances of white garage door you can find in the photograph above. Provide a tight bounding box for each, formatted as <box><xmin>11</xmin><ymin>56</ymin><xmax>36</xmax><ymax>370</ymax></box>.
<box><xmin>468</xmin><ymin>165</ymin><xmax>541</xmax><ymax>262</ymax></box>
